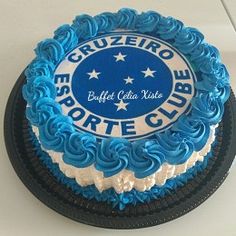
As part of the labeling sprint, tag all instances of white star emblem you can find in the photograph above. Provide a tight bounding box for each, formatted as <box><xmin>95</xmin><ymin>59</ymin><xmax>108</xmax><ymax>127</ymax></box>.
<box><xmin>124</xmin><ymin>76</ymin><xmax>134</xmax><ymax>84</ymax></box>
<box><xmin>141</xmin><ymin>67</ymin><xmax>156</xmax><ymax>78</ymax></box>
<box><xmin>87</xmin><ymin>69</ymin><xmax>101</xmax><ymax>79</ymax></box>
<box><xmin>114</xmin><ymin>99</ymin><xmax>129</xmax><ymax>111</ymax></box>
<box><xmin>113</xmin><ymin>52</ymin><xmax>127</xmax><ymax>62</ymax></box>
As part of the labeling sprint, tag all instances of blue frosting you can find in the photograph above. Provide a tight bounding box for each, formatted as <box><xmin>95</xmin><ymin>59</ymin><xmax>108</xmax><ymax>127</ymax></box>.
<box><xmin>191</xmin><ymin>93</ymin><xmax>224</xmax><ymax>125</ymax></box>
<box><xmin>24</xmin><ymin>58</ymin><xmax>55</xmax><ymax>79</ymax></box>
<box><xmin>23</xmin><ymin>8</ymin><xmax>230</xmax><ymax>179</ymax></box>
<box><xmin>95</xmin><ymin>138</ymin><xmax>130</xmax><ymax>177</ymax></box>
<box><xmin>215</xmin><ymin>85</ymin><xmax>230</xmax><ymax>103</ymax></box>
<box><xmin>22</xmin><ymin>75</ymin><xmax>56</xmax><ymax>105</ymax></box>
<box><xmin>26</xmin><ymin>98</ymin><xmax>62</xmax><ymax>126</ymax></box>
<box><xmin>171</xmin><ymin>115</ymin><xmax>210</xmax><ymax>151</ymax></box>
<box><xmin>157</xmin><ymin>16</ymin><xmax>183</xmax><ymax>40</ymax></box>
<box><xmin>129</xmin><ymin>140</ymin><xmax>164</xmax><ymax>178</ymax></box>
<box><xmin>155</xmin><ymin>130</ymin><xmax>194</xmax><ymax>165</ymax></box>
<box><xmin>135</xmin><ymin>11</ymin><xmax>161</xmax><ymax>33</ymax></box>
<box><xmin>94</xmin><ymin>12</ymin><xmax>117</xmax><ymax>32</ymax></box>
<box><xmin>63</xmin><ymin>132</ymin><xmax>97</xmax><ymax>168</ymax></box>
<box><xmin>29</xmin><ymin>126</ymin><xmax>219</xmax><ymax>210</ymax></box>
<box><xmin>116</xmin><ymin>8</ymin><xmax>137</xmax><ymax>29</ymax></box>
<box><xmin>35</xmin><ymin>39</ymin><xmax>65</xmax><ymax>65</ymax></box>
<box><xmin>72</xmin><ymin>14</ymin><xmax>98</xmax><ymax>39</ymax></box>
<box><xmin>39</xmin><ymin>115</ymin><xmax>74</xmax><ymax>152</ymax></box>
<box><xmin>174</xmin><ymin>27</ymin><xmax>204</xmax><ymax>54</ymax></box>
<box><xmin>189</xmin><ymin>43</ymin><xmax>220</xmax><ymax>70</ymax></box>
<box><xmin>54</xmin><ymin>24</ymin><xmax>78</xmax><ymax>53</ymax></box>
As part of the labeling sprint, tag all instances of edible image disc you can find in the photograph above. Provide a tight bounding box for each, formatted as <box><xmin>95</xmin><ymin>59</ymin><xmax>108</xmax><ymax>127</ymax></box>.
<box><xmin>54</xmin><ymin>33</ymin><xmax>195</xmax><ymax>140</ymax></box>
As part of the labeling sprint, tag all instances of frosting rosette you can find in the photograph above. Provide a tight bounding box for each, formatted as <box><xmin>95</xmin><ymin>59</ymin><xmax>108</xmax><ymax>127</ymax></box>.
<box><xmin>157</xmin><ymin>16</ymin><xmax>183</xmax><ymax>40</ymax></box>
<box><xmin>72</xmin><ymin>14</ymin><xmax>98</xmax><ymax>39</ymax></box>
<box><xmin>116</xmin><ymin>8</ymin><xmax>137</xmax><ymax>29</ymax></box>
<box><xmin>39</xmin><ymin>115</ymin><xmax>74</xmax><ymax>152</ymax></box>
<box><xmin>63</xmin><ymin>132</ymin><xmax>97</xmax><ymax>168</ymax></box>
<box><xmin>199</xmin><ymin>57</ymin><xmax>220</xmax><ymax>74</ymax></box>
<box><xmin>171</xmin><ymin>115</ymin><xmax>210</xmax><ymax>151</ymax></box>
<box><xmin>191</xmin><ymin>93</ymin><xmax>224</xmax><ymax>125</ymax></box>
<box><xmin>195</xmin><ymin>74</ymin><xmax>230</xmax><ymax>103</ymax></box>
<box><xmin>95</xmin><ymin>138</ymin><xmax>131</xmax><ymax>177</ymax></box>
<box><xmin>35</xmin><ymin>39</ymin><xmax>64</xmax><ymax>65</ymax></box>
<box><xmin>54</xmin><ymin>24</ymin><xmax>78</xmax><ymax>53</ymax></box>
<box><xmin>215</xmin><ymin>85</ymin><xmax>230</xmax><ymax>103</ymax></box>
<box><xmin>22</xmin><ymin>75</ymin><xmax>56</xmax><ymax>105</ymax></box>
<box><xmin>189</xmin><ymin>43</ymin><xmax>220</xmax><ymax>69</ymax></box>
<box><xmin>129</xmin><ymin>140</ymin><xmax>164</xmax><ymax>178</ymax></box>
<box><xmin>26</xmin><ymin>98</ymin><xmax>62</xmax><ymax>126</ymax></box>
<box><xmin>94</xmin><ymin>12</ymin><xmax>117</xmax><ymax>32</ymax></box>
<box><xmin>156</xmin><ymin>131</ymin><xmax>194</xmax><ymax>165</ymax></box>
<box><xmin>199</xmin><ymin>59</ymin><xmax>230</xmax><ymax>88</ymax></box>
<box><xmin>25</xmin><ymin>58</ymin><xmax>55</xmax><ymax>79</ymax></box>
<box><xmin>135</xmin><ymin>11</ymin><xmax>160</xmax><ymax>33</ymax></box>
<box><xmin>174</xmin><ymin>27</ymin><xmax>204</xmax><ymax>54</ymax></box>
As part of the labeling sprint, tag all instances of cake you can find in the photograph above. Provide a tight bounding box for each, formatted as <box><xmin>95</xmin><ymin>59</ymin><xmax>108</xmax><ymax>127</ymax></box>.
<box><xmin>22</xmin><ymin>8</ymin><xmax>230</xmax><ymax>210</ymax></box>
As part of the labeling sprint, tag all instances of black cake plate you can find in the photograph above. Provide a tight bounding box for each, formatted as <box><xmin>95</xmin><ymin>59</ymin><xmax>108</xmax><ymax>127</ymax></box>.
<box><xmin>4</xmin><ymin>70</ymin><xmax>236</xmax><ymax>229</ymax></box>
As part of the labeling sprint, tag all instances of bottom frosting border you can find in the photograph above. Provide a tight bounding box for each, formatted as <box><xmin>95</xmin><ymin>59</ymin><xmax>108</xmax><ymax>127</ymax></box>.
<box><xmin>29</xmin><ymin>127</ymin><xmax>219</xmax><ymax>210</ymax></box>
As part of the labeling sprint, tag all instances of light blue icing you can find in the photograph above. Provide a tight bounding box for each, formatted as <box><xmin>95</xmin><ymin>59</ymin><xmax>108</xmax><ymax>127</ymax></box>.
<box><xmin>72</xmin><ymin>14</ymin><xmax>98</xmax><ymax>39</ymax></box>
<box><xmin>63</xmin><ymin>132</ymin><xmax>97</xmax><ymax>168</ymax></box>
<box><xmin>215</xmin><ymin>85</ymin><xmax>230</xmax><ymax>103</ymax></box>
<box><xmin>191</xmin><ymin>93</ymin><xmax>224</xmax><ymax>125</ymax></box>
<box><xmin>156</xmin><ymin>16</ymin><xmax>183</xmax><ymax>40</ymax></box>
<box><xmin>22</xmin><ymin>75</ymin><xmax>56</xmax><ymax>105</ymax></box>
<box><xmin>95</xmin><ymin>138</ymin><xmax>130</xmax><ymax>177</ymax></box>
<box><xmin>29</xmin><ymin>126</ymin><xmax>219</xmax><ymax>210</ymax></box>
<box><xmin>129</xmin><ymin>140</ymin><xmax>164</xmax><ymax>178</ymax></box>
<box><xmin>24</xmin><ymin>58</ymin><xmax>55</xmax><ymax>79</ymax></box>
<box><xmin>94</xmin><ymin>12</ymin><xmax>117</xmax><ymax>32</ymax></box>
<box><xmin>171</xmin><ymin>115</ymin><xmax>210</xmax><ymax>151</ymax></box>
<box><xmin>189</xmin><ymin>43</ymin><xmax>220</xmax><ymax>70</ymax></box>
<box><xmin>39</xmin><ymin>115</ymin><xmax>74</xmax><ymax>152</ymax></box>
<box><xmin>26</xmin><ymin>98</ymin><xmax>62</xmax><ymax>126</ymax></box>
<box><xmin>35</xmin><ymin>39</ymin><xmax>65</xmax><ymax>65</ymax></box>
<box><xmin>54</xmin><ymin>24</ymin><xmax>78</xmax><ymax>53</ymax></box>
<box><xmin>116</xmin><ymin>8</ymin><xmax>137</xmax><ymax>29</ymax></box>
<box><xmin>23</xmin><ymin>8</ymin><xmax>230</xmax><ymax>178</ymax></box>
<box><xmin>174</xmin><ymin>27</ymin><xmax>204</xmax><ymax>54</ymax></box>
<box><xmin>135</xmin><ymin>11</ymin><xmax>161</xmax><ymax>33</ymax></box>
<box><xmin>155</xmin><ymin>130</ymin><xmax>194</xmax><ymax>165</ymax></box>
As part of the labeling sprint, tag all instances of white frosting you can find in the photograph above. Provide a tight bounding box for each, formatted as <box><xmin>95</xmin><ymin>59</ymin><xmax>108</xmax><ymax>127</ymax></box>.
<box><xmin>32</xmin><ymin>125</ymin><xmax>217</xmax><ymax>193</ymax></box>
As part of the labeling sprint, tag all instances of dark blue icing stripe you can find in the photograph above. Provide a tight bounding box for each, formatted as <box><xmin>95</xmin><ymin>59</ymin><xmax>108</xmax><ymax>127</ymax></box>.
<box><xmin>29</xmin><ymin>126</ymin><xmax>218</xmax><ymax>210</ymax></box>
<box><xmin>22</xmin><ymin>8</ymin><xmax>230</xmax><ymax>178</ymax></box>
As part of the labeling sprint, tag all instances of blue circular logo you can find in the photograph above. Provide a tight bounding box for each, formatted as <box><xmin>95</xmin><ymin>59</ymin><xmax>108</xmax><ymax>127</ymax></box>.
<box><xmin>71</xmin><ymin>46</ymin><xmax>173</xmax><ymax>119</ymax></box>
<box><xmin>54</xmin><ymin>33</ymin><xmax>195</xmax><ymax>140</ymax></box>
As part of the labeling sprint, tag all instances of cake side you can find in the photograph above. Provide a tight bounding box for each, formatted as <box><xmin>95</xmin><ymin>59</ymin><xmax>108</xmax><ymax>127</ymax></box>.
<box><xmin>29</xmin><ymin>123</ymin><xmax>221</xmax><ymax>210</ymax></box>
<box><xmin>31</xmin><ymin>124</ymin><xmax>217</xmax><ymax>193</ymax></box>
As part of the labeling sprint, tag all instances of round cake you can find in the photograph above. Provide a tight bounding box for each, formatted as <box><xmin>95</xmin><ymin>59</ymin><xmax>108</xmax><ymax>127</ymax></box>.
<box><xmin>20</xmin><ymin>8</ymin><xmax>231</xmax><ymax>216</ymax></box>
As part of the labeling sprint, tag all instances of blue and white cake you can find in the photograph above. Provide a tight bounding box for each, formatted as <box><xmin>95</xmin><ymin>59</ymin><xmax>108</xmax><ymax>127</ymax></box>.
<box><xmin>22</xmin><ymin>9</ymin><xmax>230</xmax><ymax>210</ymax></box>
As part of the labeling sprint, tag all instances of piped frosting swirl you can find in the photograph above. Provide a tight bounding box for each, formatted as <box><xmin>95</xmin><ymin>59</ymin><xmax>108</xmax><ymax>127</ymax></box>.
<box><xmin>95</xmin><ymin>138</ymin><xmax>131</xmax><ymax>177</ymax></box>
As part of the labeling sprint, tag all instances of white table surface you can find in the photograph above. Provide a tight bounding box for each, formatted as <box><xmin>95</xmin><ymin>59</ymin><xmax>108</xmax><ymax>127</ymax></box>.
<box><xmin>0</xmin><ymin>1</ymin><xmax>235</xmax><ymax>235</ymax></box>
